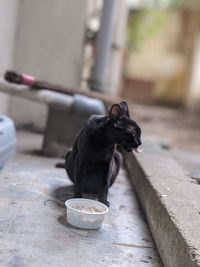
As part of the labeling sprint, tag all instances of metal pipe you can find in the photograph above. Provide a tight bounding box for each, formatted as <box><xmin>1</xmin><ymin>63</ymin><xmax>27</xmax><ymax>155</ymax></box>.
<box><xmin>91</xmin><ymin>0</ymin><xmax>116</xmax><ymax>93</ymax></box>
<box><xmin>108</xmin><ymin>0</ymin><xmax>128</xmax><ymax>96</ymax></box>
<box><xmin>0</xmin><ymin>80</ymin><xmax>73</xmax><ymax>110</ymax></box>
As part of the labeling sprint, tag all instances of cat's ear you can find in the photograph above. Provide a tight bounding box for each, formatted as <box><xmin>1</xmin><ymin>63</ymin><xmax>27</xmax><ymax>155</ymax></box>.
<box><xmin>119</xmin><ymin>101</ymin><xmax>129</xmax><ymax>117</ymax></box>
<box><xmin>109</xmin><ymin>104</ymin><xmax>122</xmax><ymax>120</ymax></box>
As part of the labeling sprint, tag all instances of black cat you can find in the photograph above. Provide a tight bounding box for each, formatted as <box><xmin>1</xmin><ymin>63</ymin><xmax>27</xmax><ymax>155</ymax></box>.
<box><xmin>65</xmin><ymin>101</ymin><xmax>142</xmax><ymax>207</ymax></box>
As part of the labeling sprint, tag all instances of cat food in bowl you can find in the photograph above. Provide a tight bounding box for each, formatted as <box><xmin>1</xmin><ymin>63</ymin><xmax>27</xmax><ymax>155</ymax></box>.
<box><xmin>65</xmin><ymin>198</ymin><xmax>109</xmax><ymax>229</ymax></box>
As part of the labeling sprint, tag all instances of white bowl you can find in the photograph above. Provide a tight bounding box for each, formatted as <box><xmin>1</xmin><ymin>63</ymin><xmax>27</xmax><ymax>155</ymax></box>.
<box><xmin>65</xmin><ymin>198</ymin><xmax>109</xmax><ymax>229</ymax></box>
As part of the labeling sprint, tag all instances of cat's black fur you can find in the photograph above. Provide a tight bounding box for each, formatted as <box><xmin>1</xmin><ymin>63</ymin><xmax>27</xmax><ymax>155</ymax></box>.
<box><xmin>64</xmin><ymin>101</ymin><xmax>141</xmax><ymax>207</ymax></box>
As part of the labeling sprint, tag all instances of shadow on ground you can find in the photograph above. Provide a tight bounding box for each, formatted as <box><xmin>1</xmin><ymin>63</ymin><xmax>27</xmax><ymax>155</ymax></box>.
<box><xmin>51</xmin><ymin>185</ymin><xmax>74</xmax><ymax>205</ymax></box>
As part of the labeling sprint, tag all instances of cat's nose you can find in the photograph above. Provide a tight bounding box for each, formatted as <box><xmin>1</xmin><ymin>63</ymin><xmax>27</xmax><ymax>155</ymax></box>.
<box><xmin>136</xmin><ymin>139</ymin><xmax>142</xmax><ymax>146</ymax></box>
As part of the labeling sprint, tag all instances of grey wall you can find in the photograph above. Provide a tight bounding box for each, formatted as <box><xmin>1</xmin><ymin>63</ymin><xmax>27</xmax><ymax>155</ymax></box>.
<box><xmin>0</xmin><ymin>0</ymin><xmax>18</xmax><ymax>114</ymax></box>
<box><xmin>13</xmin><ymin>0</ymin><xmax>86</xmax><ymax>87</ymax></box>
<box><xmin>0</xmin><ymin>0</ymin><xmax>87</xmax><ymax>128</ymax></box>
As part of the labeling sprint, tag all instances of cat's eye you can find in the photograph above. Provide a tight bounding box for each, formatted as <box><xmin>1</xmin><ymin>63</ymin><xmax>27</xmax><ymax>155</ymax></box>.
<box><xmin>127</xmin><ymin>125</ymin><xmax>136</xmax><ymax>135</ymax></box>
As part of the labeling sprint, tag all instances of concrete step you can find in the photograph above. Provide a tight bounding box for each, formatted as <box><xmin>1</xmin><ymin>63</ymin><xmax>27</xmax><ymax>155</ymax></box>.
<box><xmin>124</xmin><ymin>137</ymin><xmax>200</xmax><ymax>267</ymax></box>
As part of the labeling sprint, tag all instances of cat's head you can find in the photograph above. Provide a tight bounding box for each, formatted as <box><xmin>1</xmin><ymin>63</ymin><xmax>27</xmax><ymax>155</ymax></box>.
<box><xmin>108</xmin><ymin>101</ymin><xmax>142</xmax><ymax>153</ymax></box>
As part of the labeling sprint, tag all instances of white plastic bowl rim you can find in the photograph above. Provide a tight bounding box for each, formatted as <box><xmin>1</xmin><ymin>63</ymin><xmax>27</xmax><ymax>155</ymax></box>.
<box><xmin>65</xmin><ymin>198</ymin><xmax>109</xmax><ymax>215</ymax></box>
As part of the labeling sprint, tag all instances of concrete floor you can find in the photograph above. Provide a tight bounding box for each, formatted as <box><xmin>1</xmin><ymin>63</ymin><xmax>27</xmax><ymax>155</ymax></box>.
<box><xmin>132</xmin><ymin>104</ymin><xmax>200</xmax><ymax>154</ymax></box>
<box><xmin>132</xmin><ymin>104</ymin><xmax>200</xmax><ymax>179</ymax></box>
<box><xmin>0</xmin><ymin>131</ymin><xmax>162</xmax><ymax>267</ymax></box>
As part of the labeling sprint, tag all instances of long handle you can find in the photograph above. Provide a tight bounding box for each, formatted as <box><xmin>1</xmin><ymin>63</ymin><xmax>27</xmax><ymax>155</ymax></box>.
<box><xmin>4</xmin><ymin>71</ymin><xmax>121</xmax><ymax>105</ymax></box>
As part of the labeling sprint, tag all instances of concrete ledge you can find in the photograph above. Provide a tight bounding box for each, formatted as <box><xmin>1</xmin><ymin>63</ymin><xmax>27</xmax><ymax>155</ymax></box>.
<box><xmin>124</xmin><ymin>138</ymin><xmax>200</xmax><ymax>267</ymax></box>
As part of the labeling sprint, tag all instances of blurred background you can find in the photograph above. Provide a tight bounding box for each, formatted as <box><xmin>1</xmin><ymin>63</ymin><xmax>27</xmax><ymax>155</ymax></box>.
<box><xmin>0</xmin><ymin>0</ymin><xmax>200</xmax><ymax>177</ymax></box>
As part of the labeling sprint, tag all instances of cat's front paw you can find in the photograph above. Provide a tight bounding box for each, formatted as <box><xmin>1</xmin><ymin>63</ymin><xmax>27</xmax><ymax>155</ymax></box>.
<box><xmin>73</xmin><ymin>192</ymin><xmax>83</xmax><ymax>198</ymax></box>
<box><xmin>99</xmin><ymin>199</ymin><xmax>110</xmax><ymax>208</ymax></box>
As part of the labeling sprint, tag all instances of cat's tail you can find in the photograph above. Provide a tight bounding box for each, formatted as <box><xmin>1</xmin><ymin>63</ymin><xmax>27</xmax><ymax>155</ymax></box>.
<box><xmin>55</xmin><ymin>162</ymin><xmax>65</xmax><ymax>168</ymax></box>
